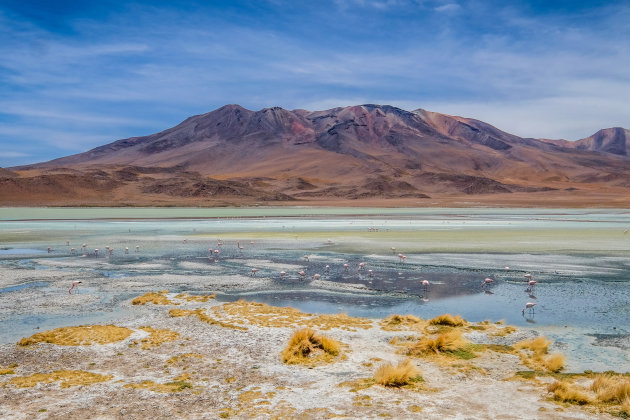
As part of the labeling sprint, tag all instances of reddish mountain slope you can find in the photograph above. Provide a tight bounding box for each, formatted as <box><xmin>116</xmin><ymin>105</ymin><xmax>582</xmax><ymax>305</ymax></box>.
<box><xmin>4</xmin><ymin>104</ymin><xmax>630</xmax><ymax>206</ymax></box>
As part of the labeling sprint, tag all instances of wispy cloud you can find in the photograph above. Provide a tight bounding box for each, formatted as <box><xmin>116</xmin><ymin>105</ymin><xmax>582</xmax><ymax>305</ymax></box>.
<box><xmin>0</xmin><ymin>1</ymin><xmax>629</xmax><ymax>166</ymax></box>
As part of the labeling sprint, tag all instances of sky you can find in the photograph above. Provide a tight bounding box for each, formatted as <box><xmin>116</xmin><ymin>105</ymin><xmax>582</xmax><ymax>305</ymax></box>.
<box><xmin>1</xmin><ymin>0</ymin><xmax>629</xmax><ymax>167</ymax></box>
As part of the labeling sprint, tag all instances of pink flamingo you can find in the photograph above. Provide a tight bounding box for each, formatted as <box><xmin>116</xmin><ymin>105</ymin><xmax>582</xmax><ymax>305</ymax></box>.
<box><xmin>368</xmin><ymin>269</ymin><xmax>374</xmax><ymax>277</ymax></box>
<box><xmin>135</xmin><ymin>245</ymin><xmax>140</xmax><ymax>252</ymax></box>
<box><xmin>251</xmin><ymin>268</ymin><xmax>259</xmax><ymax>276</ymax></box>
<box><xmin>421</xmin><ymin>279</ymin><xmax>430</xmax><ymax>291</ymax></box>
<box><xmin>68</xmin><ymin>281</ymin><xmax>82</xmax><ymax>294</ymax></box>
<box><xmin>125</xmin><ymin>247</ymin><xmax>129</xmax><ymax>254</ymax></box>
<box><xmin>303</xmin><ymin>255</ymin><xmax>309</xmax><ymax>262</ymax></box>
<box><xmin>391</xmin><ymin>247</ymin><xmax>396</xmax><ymax>253</ymax></box>
<box><xmin>94</xmin><ymin>249</ymin><xmax>99</xmax><ymax>257</ymax></box>
<box><xmin>343</xmin><ymin>264</ymin><xmax>349</xmax><ymax>272</ymax></box>
<box><xmin>47</xmin><ymin>247</ymin><xmax>51</xmax><ymax>253</ymax></box>
<box><xmin>358</xmin><ymin>262</ymin><xmax>365</xmax><ymax>270</ymax></box>
<box><xmin>297</xmin><ymin>270</ymin><xmax>306</xmax><ymax>278</ymax></box>
<box><xmin>70</xmin><ymin>247</ymin><xmax>76</xmax><ymax>254</ymax></box>
<box><xmin>312</xmin><ymin>273</ymin><xmax>321</xmax><ymax>280</ymax></box>
<box><xmin>237</xmin><ymin>242</ymin><xmax>243</xmax><ymax>251</ymax></box>
<box><xmin>522</xmin><ymin>302</ymin><xmax>536</xmax><ymax>315</ymax></box>
<box><xmin>325</xmin><ymin>265</ymin><xmax>330</xmax><ymax>273</ymax></box>
<box><xmin>481</xmin><ymin>277</ymin><xmax>494</xmax><ymax>288</ymax></box>
<box><xmin>398</xmin><ymin>253</ymin><xmax>406</xmax><ymax>262</ymax></box>
<box><xmin>280</xmin><ymin>271</ymin><xmax>286</xmax><ymax>277</ymax></box>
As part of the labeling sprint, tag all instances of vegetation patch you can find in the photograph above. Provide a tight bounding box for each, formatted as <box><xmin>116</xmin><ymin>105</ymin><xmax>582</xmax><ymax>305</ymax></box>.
<box><xmin>374</xmin><ymin>359</ymin><xmax>423</xmax><ymax>388</ymax></box>
<box><xmin>131</xmin><ymin>327</ymin><xmax>179</xmax><ymax>349</ymax></box>
<box><xmin>174</xmin><ymin>293</ymin><xmax>216</xmax><ymax>302</ymax></box>
<box><xmin>124</xmin><ymin>374</ymin><xmax>193</xmax><ymax>393</ymax></box>
<box><xmin>515</xmin><ymin>336</ymin><xmax>565</xmax><ymax>373</ymax></box>
<box><xmin>281</xmin><ymin>328</ymin><xmax>342</xmax><ymax>365</ymax></box>
<box><xmin>428</xmin><ymin>314</ymin><xmax>466</xmax><ymax>327</ymax></box>
<box><xmin>132</xmin><ymin>291</ymin><xmax>177</xmax><ymax>305</ymax></box>
<box><xmin>166</xmin><ymin>353</ymin><xmax>204</xmax><ymax>365</ymax></box>
<box><xmin>169</xmin><ymin>308</ymin><xmax>247</xmax><ymax>330</ymax></box>
<box><xmin>380</xmin><ymin>314</ymin><xmax>425</xmax><ymax>331</ymax></box>
<box><xmin>407</xmin><ymin>330</ymin><xmax>475</xmax><ymax>360</ymax></box>
<box><xmin>17</xmin><ymin>325</ymin><xmax>133</xmax><ymax>346</ymax></box>
<box><xmin>211</xmin><ymin>300</ymin><xmax>372</xmax><ymax>331</ymax></box>
<box><xmin>7</xmin><ymin>370</ymin><xmax>112</xmax><ymax>388</ymax></box>
<box><xmin>547</xmin><ymin>380</ymin><xmax>593</xmax><ymax>405</ymax></box>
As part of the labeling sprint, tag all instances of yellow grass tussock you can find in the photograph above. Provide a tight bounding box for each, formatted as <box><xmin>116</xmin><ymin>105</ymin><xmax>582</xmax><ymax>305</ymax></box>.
<box><xmin>374</xmin><ymin>359</ymin><xmax>422</xmax><ymax>387</ymax></box>
<box><xmin>17</xmin><ymin>325</ymin><xmax>133</xmax><ymax>346</ymax></box>
<box><xmin>132</xmin><ymin>291</ymin><xmax>176</xmax><ymax>305</ymax></box>
<box><xmin>407</xmin><ymin>330</ymin><xmax>470</xmax><ymax>357</ymax></box>
<box><xmin>8</xmin><ymin>370</ymin><xmax>113</xmax><ymax>388</ymax></box>
<box><xmin>547</xmin><ymin>381</ymin><xmax>592</xmax><ymax>405</ymax></box>
<box><xmin>124</xmin><ymin>377</ymin><xmax>193</xmax><ymax>393</ymax></box>
<box><xmin>380</xmin><ymin>314</ymin><xmax>425</xmax><ymax>331</ymax></box>
<box><xmin>591</xmin><ymin>374</ymin><xmax>630</xmax><ymax>403</ymax></box>
<box><xmin>542</xmin><ymin>353</ymin><xmax>565</xmax><ymax>373</ymax></box>
<box><xmin>428</xmin><ymin>314</ymin><xmax>466</xmax><ymax>327</ymax></box>
<box><xmin>281</xmin><ymin>328</ymin><xmax>341</xmax><ymax>365</ymax></box>
<box><xmin>515</xmin><ymin>336</ymin><xmax>550</xmax><ymax>356</ymax></box>
<box><xmin>622</xmin><ymin>396</ymin><xmax>630</xmax><ymax>416</ymax></box>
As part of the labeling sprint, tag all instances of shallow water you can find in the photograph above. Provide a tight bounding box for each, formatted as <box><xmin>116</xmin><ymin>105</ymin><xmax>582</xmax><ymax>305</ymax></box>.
<box><xmin>1</xmin><ymin>207</ymin><xmax>629</xmax><ymax>372</ymax></box>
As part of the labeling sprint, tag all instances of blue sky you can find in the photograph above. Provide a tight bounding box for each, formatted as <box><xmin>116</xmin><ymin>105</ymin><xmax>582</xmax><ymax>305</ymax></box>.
<box><xmin>1</xmin><ymin>0</ymin><xmax>629</xmax><ymax>167</ymax></box>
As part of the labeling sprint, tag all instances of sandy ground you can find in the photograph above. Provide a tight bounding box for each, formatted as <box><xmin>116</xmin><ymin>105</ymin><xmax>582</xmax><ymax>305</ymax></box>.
<box><xmin>0</xmin><ymin>288</ymin><xmax>619</xmax><ymax>420</ymax></box>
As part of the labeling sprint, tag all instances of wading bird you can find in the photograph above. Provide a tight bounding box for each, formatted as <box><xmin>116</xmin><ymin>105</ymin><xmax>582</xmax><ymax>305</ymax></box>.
<box><xmin>312</xmin><ymin>273</ymin><xmax>321</xmax><ymax>280</ymax></box>
<box><xmin>251</xmin><ymin>268</ymin><xmax>259</xmax><ymax>276</ymax></box>
<box><xmin>68</xmin><ymin>281</ymin><xmax>82</xmax><ymax>294</ymax></box>
<box><xmin>522</xmin><ymin>302</ymin><xmax>537</xmax><ymax>315</ymax></box>
<box><xmin>421</xmin><ymin>279</ymin><xmax>430</xmax><ymax>292</ymax></box>
<box><xmin>481</xmin><ymin>277</ymin><xmax>494</xmax><ymax>288</ymax></box>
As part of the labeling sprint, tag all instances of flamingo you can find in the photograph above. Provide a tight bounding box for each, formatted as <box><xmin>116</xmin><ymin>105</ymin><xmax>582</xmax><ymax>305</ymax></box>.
<box><xmin>522</xmin><ymin>302</ymin><xmax>537</xmax><ymax>315</ymax></box>
<box><xmin>280</xmin><ymin>271</ymin><xmax>286</xmax><ymax>277</ymax></box>
<box><xmin>297</xmin><ymin>270</ymin><xmax>306</xmax><ymax>278</ymax></box>
<box><xmin>303</xmin><ymin>255</ymin><xmax>309</xmax><ymax>262</ymax></box>
<box><xmin>94</xmin><ymin>249</ymin><xmax>99</xmax><ymax>257</ymax></box>
<box><xmin>358</xmin><ymin>262</ymin><xmax>366</xmax><ymax>270</ymax></box>
<box><xmin>421</xmin><ymin>279</ymin><xmax>430</xmax><ymax>291</ymax></box>
<box><xmin>327</xmin><ymin>239</ymin><xmax>333</xmax><ymax>244</ymax></box>
<box><xmin>505</xmin><ymin>266</ymin><xmax>510</xmax><ymax>270</ymax></box>
<box><xmin>47</xmin><ymin>247</ymin><xmax>51</xmax><ymax>253</ymax></box>
<box><xmin>66</xmin><ymin>241</ymin><xmax>70</xmax><ymax>246</ymax></box>
<box><xmin>368</xmin><ymin>269</ymin><xmax>374</xmax><ymax>277</ymax></box>
<box><xmin>481</xmin><ymin>277</ymin><xmax>494</xmax><ymax>288</ymax></box>
<box><xmin>251</xmin><ymin>268</ymin><xmax>259</xmax><ymax>276</ymax></box>
<box><xmin>237</xmin><ymin>242</ymin><xmax>243</xmax><ymax>251</ymax></box>
<box><xmin>125</xmin><ymin>247</ymin><xmax>129</xmax><ymax>254</ymax></box>
<box><xmin>249</xmin><ymin>240</ymin><xmax>254</xmax><ymax>245</ymax></box>
<box><xmin>343</xmin><ymin>264</ymin><xmax>349</xmax><ymax>272</ymax></box>
<box><xmin>70</xmin><ymin>247</ymin><xmax>76</xmax><ymax>254</ymax></box>
<box><xmin>398</xmin><ymin>254</ymin><xmax>407</xmax><ymax>262</ymax></box>
<box><xmin>214</xmin><ymin>249</ymin><xmax>220</xmax><ymax>255</ymax></box>
<box><xmin>81</xmin><ymin>244</ymin><xmax>87</xmax><ymax>253</ymax></box>
<box><xmin>391</xmin><ymin>247</ymin><xmax>396</xmax><ymax>253</ymax></box>
<box><xmin>325</xmin><ymin>265</ymin><xmax>330</xmax><ymax>273</ymax></box>
<box><xmin>183</xmin><ymin>239</ymin><xmax>187</xmax><ymax>244</ymax></box>
<box><xmin>135</xmin><ymin>245</ymin><xmax>140</xmax><ymax>252</ymax></box>
<box><xmin>312</xmin><ymin>273</ymin><xmax>321</xmax><ymax>280</ymax></box>
<box><xmin>68</xmin><ymin>281</ymin><xmax>82</xmax><ymax>294</ymax></box>
<box><xmin>524</xmin><ymin>273</ymin><xmax>532</xmax><ymax>280</ymax></box>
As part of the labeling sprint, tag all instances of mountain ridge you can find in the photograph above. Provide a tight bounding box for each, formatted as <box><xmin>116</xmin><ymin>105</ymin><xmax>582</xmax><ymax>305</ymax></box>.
<box><xmin>4</xmin><ymin>104</ymin><xmax>630</xmax><ymax>207</ymax></box>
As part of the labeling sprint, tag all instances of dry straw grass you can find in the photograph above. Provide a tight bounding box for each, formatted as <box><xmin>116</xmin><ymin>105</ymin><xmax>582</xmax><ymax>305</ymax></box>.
<box><xmin>8</xmin><ymin>370</ymin><xmax>113</xmax><ymax>388</ymax></box>
<box><xmin>514</xmin><ymin>336</ymin><xmax>565</xmax><ymax>372</ymax></box>
<box><xmin>428</xmin><ymin>314</ymin><xmax>466</xmax><ymax>327</ymax></box>
<box><xmin>132</xmin><ymin>291</ymin><xmax>176</xmax><ymax>305</ymax></box>
<box><xmin>380</xmin><ymin>314</ymin><xmax>425</xmax><ymax>331</ymax></box>
<box><xmin>132</xmin><ymin>327</ymin><xmax>179</xmax><ymax>349</ymax></box>
<box><xmin>547</xmin><ymin>381</ymin><xmax>592</xmax><ymax>405</ymax></box>
<box><xmin>124</xmin><ymin>374</ymin><xmax>193</xmax><ymax>393</ymax></box>
<box><xmin>212</xmin><ymin>300</ymin><xmax>372</xmax><ymax>331</ymax></box>
<box><xmin>374</xmin><ymin>359</ymin><xmax>422</xmax><ymax>387</ymax></box>
<box><xmin>591</xmin><ymin>374</ymin><xmax>630</xmax><ymax>403</ymax></box>
<box><xmin>169</xmin><ymin>308</ymin><xmax>247</xmax><ymax>330</ymax></box>
<box><xmin>281</xmin><ymin>328</ymin><xmax>341</xmax><ymax>365</ymax></box>
<box><xmin>174</xmin><ymin>293</ymin><xmax>215</xmax><ymax>302</ymax></box>
<box><xmin>407</xmin><ymin>330</ymin><xmax>472</xmax><ymax>359</ymax></box>
<box><xmin>18</xmin><ymin>325</ymin><xmax>133</xmax><ymax>346</ymax></box>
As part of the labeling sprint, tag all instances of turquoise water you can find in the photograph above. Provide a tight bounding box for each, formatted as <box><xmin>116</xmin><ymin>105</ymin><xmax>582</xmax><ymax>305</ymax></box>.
<box><xmin>1</xmin><ymin>207</ymin><xmax>629</xmax><ymax>372</ymax></box>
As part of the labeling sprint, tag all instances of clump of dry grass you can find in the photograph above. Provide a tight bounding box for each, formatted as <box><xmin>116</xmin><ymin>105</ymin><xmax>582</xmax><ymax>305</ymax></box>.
<box><xmin>8</xmin><ymin>370</ymin><xmax>113</xmax><ymax>388</ymax></box>
<box><xmin>547</xmin><ymin>381</ymin><xmax>592</xmax><ymax>405</ymax></box>
<box><xmin>374</xmin><ymin>359</ymin><xmax>422</xmax><ymax>387</ymax></box>
<box><xmin>169</xmin><ymin>308</ymin><xmax>247</xmax><ymax>330</ymax></box>
<box><xmin>515</xmin><ymin>336</ymin><xmax>550</xmax><ymax>356</ymax></box>
<box><xmin>174</xmin><ymin>293</ymin><xmax>215</xmax><ymax>302</ymax></box>
<box><xmin>591</xmin><ymin>374</ymin><xmax>630</xmax><ymax>403</ymax></box>
<box><xmin>514</xmin><ymin>336</ymin><xmax>566</xmax><ymax>373</ymax></box>
<box><xmin>407</xmin><ymin>330</ymin><xmax>473</xmax><ymax>359</ymax></box>
<box><xmin>428</xmin><ymin>314</ymin><xmax>466</xmax><ymax>327</ymax></box>
<box><xmin>622</xmin><ymin>396</ymin><xmax>630</xmax><ymax>416</ymax></box>
<box><xmin>543</xmin><ymin>353</ymin><xmax>565</xmax><ymax>373</ymax></box>
<box><xmin>281</xmin><ymin>328</ymin><xmax>341</xmax><ymax>365</ymax></box>
<box><xmin>132</xmin><ymin>291</ymin><xmax>177</xmax><ymax>305</ymax></box>
<box><xmin>131</xmin><ymin>327</ymin><xmax>179</xmax><ymax>350</ymax></box>
<box><xmin>17</xmin><ymin>325</ymin><xmax>133</xmax><ymax>346</ymax></box>
<box><xmin>380</xmin><ymin>314</ymin><xmax>425</xmax><ymax>331</ymax></box>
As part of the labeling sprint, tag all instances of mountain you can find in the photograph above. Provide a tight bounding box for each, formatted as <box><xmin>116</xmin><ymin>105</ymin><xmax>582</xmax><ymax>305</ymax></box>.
<box><xmin>3</xmin><ymin>104</ymin><xmax>630</xmax><ymax>207</ymax></box>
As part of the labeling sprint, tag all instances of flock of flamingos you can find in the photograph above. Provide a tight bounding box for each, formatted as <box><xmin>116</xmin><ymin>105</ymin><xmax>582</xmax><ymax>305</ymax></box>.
<box><xmin>52</xmin><ymin>235</ymin><xmax>540</xmax><ymax>317</ymax></box>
